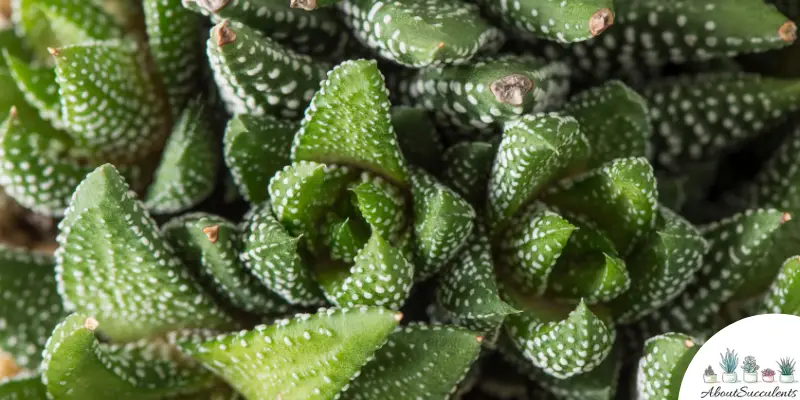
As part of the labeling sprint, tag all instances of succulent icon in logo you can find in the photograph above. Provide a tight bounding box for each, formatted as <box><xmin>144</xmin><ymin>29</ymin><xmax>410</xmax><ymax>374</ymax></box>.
<box><xmin>704</xmin><ymin>365</ymin><xmax>718</xmax><ymax>383</ymax></box>
<box><xmin>720</xmin><ymin>349</ymin><xmax>739</xmax><ymax>383</ymax></box>
<box><xmin>742</xmin><ymin>356</ymin><xmax>759</xmax><ymax>383</ymax></box>
<box><xmin>762</xmin><ymin>368</ymin><xmax>776</xmax><ymax>383</ymax></box>
<box><xmin>778</xmin><ymin>357</ymin><xmax>796</xmax><ymax>383</ymax></box>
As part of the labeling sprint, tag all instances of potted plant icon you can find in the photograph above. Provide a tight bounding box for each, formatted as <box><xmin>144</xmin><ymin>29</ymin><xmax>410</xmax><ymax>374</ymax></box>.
<box><xmin>763</xmin><ymin>368</ymin><xmax>776</xmax><ymax>383</ymax></box>
<box><xmin>704</xmin><ymin>366</ymin><xmax>718</xmax><ymax>383</ymax></box>
<box><xmin>778</xmin><ymin>358</ymin><xmax>796</xmax><ymax>383</ymax></box>
<box><xmin>743</xmin><ymin>356</ymin><xmax>759</xmax><ymax>383</ymax></box>
<box><xmin>720</xmin><ymin>349</ymin><xmax>739</xmax><ymax>383</ymax></box>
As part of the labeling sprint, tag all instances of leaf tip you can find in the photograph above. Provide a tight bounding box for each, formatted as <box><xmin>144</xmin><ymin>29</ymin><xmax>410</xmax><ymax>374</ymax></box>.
<box><xmin>780</xmin><ymin>21</ymin><xmax>797</xmax><ymax>42</ymax></box>
<box><xmin>782</xmin><ymin>212</ymin><xmax>792</xmax><ymax>224</ymax></box>
<box><xmin>684</xmin><ymin>339</ymin><xmax>695</xmax><ymax>348</ymax></box>
<box><xmin>476</xmin><ymin>335</ymin><xmax>484</xmax><ymax>343</ymax></box>
<box><xmin>8</xmin><ymin>106</ymin><xmax>17</xmax><ymax>119</ymax></box>
<box><xmin>0</xmin><ymin>352</ymin><xmax>21</xmax><ymax>380</ymax></box>
<box><xmin>84</xmin><ymin>317</ymin><xmax>99</xmax><ymax>331</ymax></box>
<box><xmin>289</xmin><ymin>0</ymin><xmax>316</xmax><ymax>10</ymax></box>
<box><xmin>589</xmin><ymin>8</ymin><xmax>614</xmax><ymax>36</ymax></box>
<box><xmin>202</xmin><ymin>224</ymin><xmax>220</xmax><ymax>243</ymax></box>
<box><xmin>213</xmin><ymin>20</ymin><xmax>237</xmax><ymax>47</ymax></box>
<box><xmin>47</xmin><ymin>47</ymin><xmax>60</xmax><ymax>57</ymax></box>
<box><xmin>394</xmin><ymin>312</ymin><xmax>404</xmax><ymax>322</ymax></box>
<box><xmin>490</xmin><ymin>74</ymin><xmax>533</xmax><ymax>106</ymax></box>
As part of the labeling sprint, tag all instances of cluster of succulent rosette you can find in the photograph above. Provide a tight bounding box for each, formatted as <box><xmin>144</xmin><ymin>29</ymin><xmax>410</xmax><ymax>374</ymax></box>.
<box><xmin>3</xmin><ymin>0</ymin><xmax>800</xmax><ymax>399</ymax></box>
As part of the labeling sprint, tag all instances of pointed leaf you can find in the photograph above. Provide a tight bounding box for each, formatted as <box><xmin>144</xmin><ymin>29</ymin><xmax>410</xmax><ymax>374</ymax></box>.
<box><xmin>163</xmin><ymin>213</ymin><xmax>290</xmax><ymax>316</ymax></box>
<box><xmin>761</xmin><ymin>256</ymin><xmax>800</xmax><ymax>315</ymax></box>
<box><xmin>206</xmin><ymin>20</ymin><xmax>328</xmax><ymax>120</ymax></box>
<box><xmin>183</xmin><ymin>0</ymin><xmax>351</xmax><ymax>58</ymax></box>
<box><xmin>55</xmin><ymin>164</ymin><xmax>232</xmax><ymax>342</ymax></box>
<box><xmin>42</xmin><ymin>314</ymin><xmax>218</xmax><ymax>400</ymax></box>
<box><xmin>635</xmin><ymin>333</ymin><xmax>699</xmax><ymax>400</ymax></box>
<box><xmin>503</xmin><ymin>292</ymin><xmax>615</xmax><ymax>379</ymax></box>
<box><xmin>0</xmin><ymin>28</ymin><xmax>31</xmax><ymax>69</ymax></box>
<box><xmin>293</xmin><ymin>59</ymin><xmax>409</xmax><ymax>186</ymax></box>
<box><xmin>0</xmin><ymin>374</ymin><xmax>47</xmax><ymax>400</ymax></box>
<box><xmin>609</xmin><ymin>207</ymin><xmax>707</xmax><ymax>324</ymax></box>
<box><xmin>179</xmin><ymin>307</ymin><xmax>401</xmax><ymax>400</ymax></box>
<box><xmin>488</xmin><ymin>112</ymin><xmax>590</xmax><ymax>232</ymax></box>
<box><xmin>339</xmin><ymin>0</ymin><xmax>504</xmax><ymax>67</ymax></box>
<box><xmin>320</xmin><ymin>232</ymin><xmax>414</xmax><ymax>310</ymax></box>
<box><xmin>144</xmin><ymin>99</ymin><xmax>218</xmax><ymax>214</ymax></box>
<box><xmin>0</xmin><ymin>246</ymin><xmax>64</xmax><ymax>370</ymax></box>
<box><xmin>390</xmin><ymin>106</ymin><xmax>443</xmax><ymax>174</ymax></box>
<box><xmin>223</xmin><ymin>114</ymin><xmax>295</xmax><ymax>204</ymax></box>
<box><xmin>52</xmin><ymin>40</ymin><xmax>170</xmax><ymax>161</ymax></box>
<box><xmin>143</xmin><ymin>0</ymin><xmax>202</xmax><ymax>110</ymax></box>
<box><xmin>498</xmin><ymin>203</ymin><xmax>576</xmax><ymax>295</ymax></box>
<box><xmin>437</xmin><ymin>224</ymin><xmax>518</xmax><ymax>333</ymax></box>
<box><xmin>322</xmin><ymin>215</ymin><xmax>370</xmax><ymax>264</ymax></box>
<box><xmin>401</xmin><ymin>54</ymin><xmax>571</xmax><ymax>137</ymax></box>
<box><xmin>344</xmin><ymin>323</ymin><xmax>483</xmax><ymax>399</ymax></box>
<box><xmin>542</xmin><ymin>157</ymin><xmax>658</xmax><ymax>255</ymax></box>
<box><xmin>410</xmin><ymin>167</ymin><xmax>475</xmax><ymax>280</ymax></box>
<box><xmin>646</xmin><ymin>73</ymin><xmax>800</xmax><ymax>172</ymax></box>
<box><xmin>0</xmin><ymin>110</ymin><xmax>93</xmax><ymax>217</ymax></box>
<box><xmin>240</xmin><ymin>202</ymin><xmax>326</xmax><ymax>306</ymax></box>
<box><xmin>351</xmin><ymin>173</ymin><xmax>406</xmax><ymax>242</ymax></box>
<box><xmin>564</xmin><ymin>80</ymin><xmax>651</xmax><ymax>168</ymax></box>
<box><xmin>476</xmin><ymin>0</ymin><xmax>614</xmax><ymax>43</ymax></box>
<box><xmin>442</xmin><ymin>140</ymin><xmax>495</xmax><ymax>208</ymax></box>
<box><xmin>3</xmin><ymin>51</ymin><xmax>61</xmax><ymax>126</ymax></box>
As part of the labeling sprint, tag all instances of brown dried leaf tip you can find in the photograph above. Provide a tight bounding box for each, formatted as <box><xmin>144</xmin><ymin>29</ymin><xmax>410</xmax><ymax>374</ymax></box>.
<box><xmin>490</xmin><ymin>74</ymin><xmax>534</xmax><ymax>106</ymax></box>
<box><xmin>0</xmin><ymin>351</ymin><xmax>21</xmax><ymax>379</ymax></box>
<box><xmin>289</xmin><ymin>0</ymin><xmax>317</xmax><ymax>11</ymax></box>
<box><xmin>589</xmin><ymin>8</ymin><xmax>614</xmax><ymax>36</ymax></box>
<box><xmin>203</xmin><ymin>225</ymin><xmax>220</xmax><ymax>243</ymax></box>
<box><xmin>84</xmin><ymin>317</ymin><xmax>99</xmax><ymax>331</ymax></box>
<box><xmin>183</xmin><ymin>0</ymin><xmax>231</xmax><ymax>13</ymax></box>
<box><xmin>213</xmin><ymin>20</ymin><xmax>237</xmax><ymax>47</ymax></box>
<box><xmin>781</xmin><ymin>212</ymin><xmax>792</xmax><ymax>224</ymax></box>
<box><xmin>780</xmin><ymin>21</ymin><xmax>797</xmax><ymax>42</ymax></box>
<box><xmin>684</xmin><ymin>339</ymin><xmax>695</xmax><ymax>348</ymax></box>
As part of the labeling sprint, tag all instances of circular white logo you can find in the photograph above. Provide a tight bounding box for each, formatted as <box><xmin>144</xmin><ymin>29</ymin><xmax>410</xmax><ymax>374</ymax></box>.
<box><xmin>679</xmin><ymin>314</ymin><xmax>800</xmax><ymax>399</ymax></box>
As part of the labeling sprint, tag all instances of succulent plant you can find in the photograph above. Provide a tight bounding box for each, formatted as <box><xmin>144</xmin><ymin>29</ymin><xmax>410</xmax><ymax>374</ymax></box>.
<box><xmin>763</xmin><ymin>368</ymin><xmax>776</xmax><ymax>377</ymax></box>
<box><xmin>2</xmin><ymin>0</ymin><xmax>800</xmax><ymax>399</ymax></box>
<box><xmin>704</xmin><ymin>366</ymin><xmax>715</xmax><ymax>376</ymax></box>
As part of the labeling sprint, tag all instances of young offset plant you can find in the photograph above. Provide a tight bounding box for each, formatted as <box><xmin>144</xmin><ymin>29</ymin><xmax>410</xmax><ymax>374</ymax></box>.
<box><xmin>2</xmin><ymin>0</ymin><xmax>800</xmax><ymax>399</ymax></box>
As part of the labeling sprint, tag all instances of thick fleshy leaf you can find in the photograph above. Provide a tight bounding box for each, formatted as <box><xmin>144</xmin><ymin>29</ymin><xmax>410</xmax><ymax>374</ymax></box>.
<box><xmin>533</xmin><ymin>0</ymin><xmax>797</xmax><ymax>85</ymax></box>
<box><xmin>635</xmin><ymin>333</ymin><xmax>700</xmax><ymax>400</ymax></box>
<box><xmin>339</xmin><ymin>0</ymin><xmax>504</xmax><ymax>67</ymax></box>
<box><xmin>52</xmin><ymin>40</ymin><xmax>170</xmax><ymax>161</ymax></box>
<box><xmin>0</xmin><ymin>110</ymin><xmax>92</xmax><ymax>217</ymax></box>
<box><xmin>0</xmin><ymin>70</ymin><xmax>41</xmax><ymax>124</ymax></box>
<box><xmin>0</xmin><ymin>374</ymin><xmax>47</xmax><ymax>399</ymax></box>
<box><xmin>761</xmin><ymin>256</ymin><xmax>800</xmax><ymax>315</ymax></box>
<box><xmin>645</xmin><ymin>73</ymin><xmax>800</xmax><ymax>173</ymax></box>
<box><xmin>320</xmin><ymin>232</ymin><xmax>414</xmax><ymax>310</ymax></box>
<box><xmin>502</xmin><ymin>292</ymin><xmax>615</xmax><ymax>379</ymax></box>
<box><xmin>542</xmin><ymin>157</ymin><xmax>658</xmax><ymax>255</ymax></box>
<box><xmin>476</xmin><ymin>0</ymin><xmax>614</xmax><ymax>43</ymax></box>
<box><xmin>144</xmin><ymin>99</ymin><xmax>218</xmax><ymax>214</ymax></box>
<box><xmin>3</xmin><ymin>51</ymin><xmax>61</xmax><ymax>126</ymax></box>
<box><xmin>206</xmin><ymin>20</ymin><xmax>328</xmax><ymax>119</ymax></box>
<box><xmin>390</xmin><ymin>106</ymin><xmax>443</xmax><ymax>174</ymax></box>
<box><xmin>178</xmin><ymin>307</ymin><xmax>401</xmax><ymax>400</ymax></box>
<box><xmin>740</xmin><ymin>125</ymin><xmax>800</xmax><ymax>212</ymax></box>
<box><xmin>293</xmin><ymin>59</ymin><xmax>409</xmax><ymax>186</ymax></box>
<box><xmin>437</xmin><ymin>224</ymin><xmax>518</xmax><ymax>333</ymax></box>
<box><xmin>0</xmin><ymin>246</ymin><xmax>64</xmax><ymax>370</ymax></box>
<box><xmin>11</xmin><ymin>0</ymin><xmax>123</xmax><ymax>63</ymax></box>
<box><xmin>183</xmin><ymin>0</ymin><xmax>351</xmax><ymax>58</ymax></box>
<box><xmin>400</xmin><ymin>54</ymin><xmax>571</xmax><ymax>138</ymax></box>
<box><xmin>564</xmin><ymin>80</ymin><xmax>651</xmax><ymax>168</ymax></box>
<box><xmin>344</xmin><ymin>323</ymin><xmax>483</xmax><ymax>399</ymax></box>
<box><xmin>268</xmin><ymin>161</ymin><xmax>356</xmax><ymax>241</ymax></box>
<box><xmin>143</xmin><ymin>0</ymin><xmax>202</xmax><ymax>110</ymax></box>
<box><xmin>498</xmin><ymin>202</ymin><xmax>575</xmax><ymax>295</ymax></box>
<box><xmin>351</xmin><ymin>173</ymin><xmax>406</xmax><ymax>242</ymax></box>
<box><xmin>631</xmin><ymin>209</ymin><xmax>789</xmax><ymax>339</ymax></box>
<box><xmin>223</xmin><ymin>114</ymin><xmax>295</xmax><ymax>204</ymax></box>
<box><xmin>163</xmin><ymin>213</ymin><xmax>290</xmax><ymax>316</ymax></box>
<box><xmin>546</xmin><ymin>221</ymin><xmax>630</xmax><ymax>304</ymax></box>
<box><xmin>441</xmin><ymin>141</ymin><xmax>495</xmax><ymax>208</ymax></box>
<box><xmin>410</xmin><ymin>167</ymin><xmax>475</xmax><ymax>280</ymax></box>
<box><xmin>322</xmin><ymin>215</ymin><xmax>370</xmax><ymax>264</ymax></box>
<box><xmin>42</xmin><ymin>314</ymin><xmax>218</xmax><ymax>400</ymax></box>
<box><xmin>609</xmin><ymin>208</ymin><xmax>707</xmax><ymax>324</ymax></box>
<box><xmin>488</xmin><ymin>112</ymin><xmax>590</xmax><ymax>232</ymax></box>
<box><xmin>240</xmin><ymin>202</ymin><xmax>326</xmax><ymax>306</ymax></box>
<box><xmin>55</xmin><ymin>164</ymin><xmax>233</xmax><ymax>342</ymax></box>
